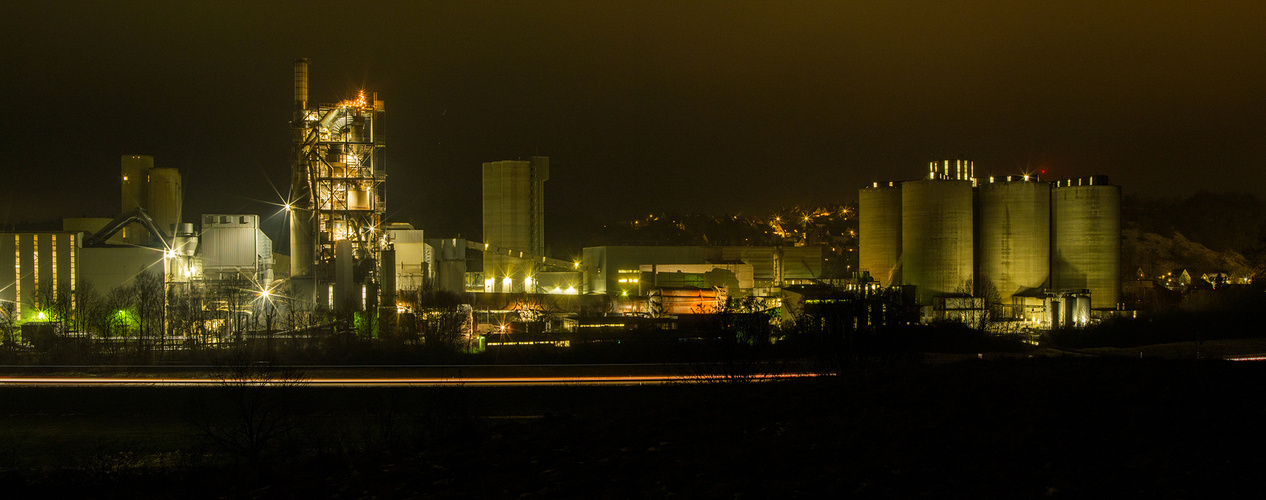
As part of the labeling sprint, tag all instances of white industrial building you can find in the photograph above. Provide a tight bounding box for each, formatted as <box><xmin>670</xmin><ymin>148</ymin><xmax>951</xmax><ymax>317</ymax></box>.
<box><xmin>199</xmin><ymin>214</ymin><xmax>273</xmax><ymax>285</ymax></box>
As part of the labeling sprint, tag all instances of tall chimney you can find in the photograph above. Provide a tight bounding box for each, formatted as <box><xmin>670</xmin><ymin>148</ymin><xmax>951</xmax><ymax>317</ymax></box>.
<box><xmin>293</xmin><ymin>58</ymin><xmax>309</xmax><ymax>111</ymax></box>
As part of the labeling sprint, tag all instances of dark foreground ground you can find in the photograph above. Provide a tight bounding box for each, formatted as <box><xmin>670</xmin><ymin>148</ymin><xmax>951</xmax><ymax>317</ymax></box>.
<box><xmin>2</xmin><ymin>357</ymin><xmax>1265</xmax><ymax>498</ymax></box>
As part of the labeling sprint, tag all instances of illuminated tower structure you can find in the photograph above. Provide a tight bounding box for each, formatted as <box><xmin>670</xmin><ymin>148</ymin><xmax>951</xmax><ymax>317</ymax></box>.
<box><xmin>290</xmin><ymin>58</ymin><xmax>387</xmax><ymax>310</ymax></box>
<box><xmin>482</xmin><ymin>157</ymin><xmax>548</xmax><ymax>293</ymax></box>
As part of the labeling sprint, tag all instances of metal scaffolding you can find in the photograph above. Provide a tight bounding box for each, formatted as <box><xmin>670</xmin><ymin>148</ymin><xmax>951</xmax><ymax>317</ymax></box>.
<box><xmin>290</xmin><ymin>59</ymin><xmax>386</xmax><ymax>309</ymax></box>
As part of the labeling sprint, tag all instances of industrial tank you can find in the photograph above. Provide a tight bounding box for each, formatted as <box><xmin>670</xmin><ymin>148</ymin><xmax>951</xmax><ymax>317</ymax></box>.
<box><xmin>146</xmin><ymin>167</ymin><xmax>182</xmax><ymax>240</ymax></box>
<box><xmin>902</xmin><ymin>179</ymin><xmax>974</xmax><ymax>305</ymax></box>
<box><xmin>977</xmin><ymin>177</ymin><xmax>1050</xmax><ymax>314</ymax></box>
<box><xmin>1051</xmin><ymin>176</ymin><xmax>1121</xmax><ymax>309</ymax></box>
<box><xmin>858</xmin><ymin>182</ymin><xmax>902</xmax><ymax>287</ymax></box>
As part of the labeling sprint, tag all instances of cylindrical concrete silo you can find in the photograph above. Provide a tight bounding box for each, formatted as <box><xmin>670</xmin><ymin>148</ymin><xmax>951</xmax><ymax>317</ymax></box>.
<box><xmin>902</xmin><ymin>179</ymin><xmax>974</xmax><ymax>305</ymax></box>
<box><xmin>977</xmin><ymin>177</ymin><xmax>1050</xmax><ymax>315</ymax></box>
<box><xmin>859</xmin><ymin>182</ymin><xmax>902</xmax><ymax>287</ymax></box>
<box><xmin>120</xmin><ymin>155</ymin><xmax>153</xmax><ymax>245</ymax></box>
<box><xmin>1051</xmin><ymin>176</ymin><xmax>1121</xmax><ymax>309</ymax></box>
<box><xmin>146</xmin><ymin>167</ymin><xmax>182</xmax><ymax>242</ymax></box>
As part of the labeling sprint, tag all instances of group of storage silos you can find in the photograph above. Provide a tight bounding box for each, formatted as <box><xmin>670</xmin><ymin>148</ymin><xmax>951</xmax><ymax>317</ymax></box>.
<box><xmin>859</xmin><ymin>160</ymin><xmax>1120</xmax><ymax>327</ymax></box>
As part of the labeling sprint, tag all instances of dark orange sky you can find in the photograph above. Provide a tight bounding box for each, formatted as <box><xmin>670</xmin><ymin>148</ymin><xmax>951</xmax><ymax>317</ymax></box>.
<box><xmin>3</xmin><ymin>1</ymin><xmax>1264</xmax><ymax>244</ymax></box>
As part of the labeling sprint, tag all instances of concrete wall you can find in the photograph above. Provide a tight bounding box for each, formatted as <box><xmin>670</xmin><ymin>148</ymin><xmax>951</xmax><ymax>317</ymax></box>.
<box><xmin>63</xmin><ymin>218</ymin><xmax>124</xmax><ymax>245</ymax></box>
<box><xmin>80</xmin><ymin>246</ymin><xmax>162</xmax><ymax>296</ymax></box>
<box><xmin>902</xmin><ymin>179</ymin><xmax>974</xmax><ymax>305</ymax></box>
<box><xmin>977</xmin><ymin>178</ymin><xmax>1050</xmax><ymax>308</ymax></box>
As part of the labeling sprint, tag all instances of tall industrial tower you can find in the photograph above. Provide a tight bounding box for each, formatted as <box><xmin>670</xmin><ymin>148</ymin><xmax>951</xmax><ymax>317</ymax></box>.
<box><xmin>290</xmin><ymin>58</ymin><xmax>387</xmax><ymax>309</ymax></box>
<box><xmin>120</xmin><ymin>154</ymin><xmax>181</xmax><ymax>246</ymax></box>
<box><xmin>482</xmin><ymin>156</ymin><xmax>549</xmax><ymax>293</ymax></box>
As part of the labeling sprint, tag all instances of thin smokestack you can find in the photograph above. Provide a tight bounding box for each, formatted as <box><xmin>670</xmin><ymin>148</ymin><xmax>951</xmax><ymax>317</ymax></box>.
<box><xmin>294</xmin><ymin>58</ymin><xmax>309</xmax><ymax>110</ymax></box>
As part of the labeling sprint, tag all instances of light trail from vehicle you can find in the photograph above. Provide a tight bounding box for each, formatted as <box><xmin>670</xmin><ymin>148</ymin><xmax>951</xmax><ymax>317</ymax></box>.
<box><xmin>0</xmin><ymin>372</ymin><xmax>818</xmax><ymax>387</ymax></box>
<box><xmin>1225</xmin><ymin>355</ymin><xmax>1266</xmax><ymax>362</ymax></box>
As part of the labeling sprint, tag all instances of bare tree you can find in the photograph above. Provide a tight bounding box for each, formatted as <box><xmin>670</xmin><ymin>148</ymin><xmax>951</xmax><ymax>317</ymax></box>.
<box><xmin>102</xmin><ymin>285</ymin><xmax>136</xmax><ymax>355</ymax></box>
<box><xmin>132</xmin><ymin>271</ymin><xmax>165</xmax><ymax>361</ymax></box>
<box><xmin>0</xmin><ymin>302</ymin><xmax>17</xmax><ymax>348</ymax></box>
<box><xmin>191</xmin><ymin>356</ymin><xmax>309</xmax><ymax>467</ymax></box>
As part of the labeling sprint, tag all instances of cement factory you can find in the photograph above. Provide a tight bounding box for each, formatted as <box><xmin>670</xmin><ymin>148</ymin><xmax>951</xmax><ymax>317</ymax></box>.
<box><xmin>860</xmin><ymin>160</ymin><xmax>1121</xmax><ymax>328</ymax></box>
<box><xmin>0</xmin><ymin>60</ymin><xmax>1127</xmax><ymax>349</ymax></box>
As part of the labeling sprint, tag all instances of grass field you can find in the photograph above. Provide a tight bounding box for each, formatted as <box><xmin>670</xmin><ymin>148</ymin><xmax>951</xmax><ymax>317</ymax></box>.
<box><xmin>3</xmin><ymin>355</ymin><xmax>1266</xmax><ymax>498</ymax></box>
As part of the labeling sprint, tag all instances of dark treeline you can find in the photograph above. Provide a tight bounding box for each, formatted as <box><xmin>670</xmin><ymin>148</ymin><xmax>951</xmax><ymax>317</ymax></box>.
<box><xmin>1053</xmin><ymin>281</ymin><xmax>1266</xmax><ymax>348</ymax></box>
<box><xmin>1122</xmin><ymin>192</ymin><xmax>1266</xmax><ymax>279</ymax></box>
<box><xmin>1124</xmin><ymin>191</ymin><xmax>1266</xmax><ymax>254</ymax></box>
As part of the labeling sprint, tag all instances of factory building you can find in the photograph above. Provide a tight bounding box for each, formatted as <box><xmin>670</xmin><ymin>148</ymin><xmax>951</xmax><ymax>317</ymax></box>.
<box><xmin>581</xmin><ymin>245</ymin><xmax>825</xmax><ymax>297</ymax></box>
<box><xmin>425</xmin><ymin>238</ymin><xmax>469</xmax><ymax>294</ymax></box>
<box><xmin>1</xmin><ymin>232</ymin><xmax>81</xmax><ymax>322</ymax></box>
<box><xmin>859</xmin><ymin>161</ymin><xmax>1120</xmax><ymax>325</ymax></box>
<box><xmin>199</xmin><ymin>214</ymin><xmax>273</xmax><ymax>285</ymax></box>
<box><xmin>385</xmin><ymin>224</ymin><xmax>428</xmax><ymax>295</ymax></box>
<box><xmin>482</xmin><ymin>156</ymin><xmax>549</xmax><ymax>293</ymax></box>
<box><xmin>379</xmin><ymin>224</ymin><xmax>473</xmax><ymax>312</ymax></box>
<box><xmin>288</xmin><ymin>58</ymin><xmax>387</xmax><ymax>311</ymax></box>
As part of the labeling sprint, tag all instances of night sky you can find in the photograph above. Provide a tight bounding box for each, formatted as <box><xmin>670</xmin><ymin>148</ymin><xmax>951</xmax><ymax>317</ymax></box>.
<box><xmin>4</xmin><ymin>1</ymin><xmax>1264</xmax><ymax>248</ymax></box>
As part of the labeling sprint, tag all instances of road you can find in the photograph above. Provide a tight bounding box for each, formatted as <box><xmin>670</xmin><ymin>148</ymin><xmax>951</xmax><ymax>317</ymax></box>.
<box><xmin>0</xmin><ymin>364</ymin><xmax>818</xmax><ymax>387</ymax></box>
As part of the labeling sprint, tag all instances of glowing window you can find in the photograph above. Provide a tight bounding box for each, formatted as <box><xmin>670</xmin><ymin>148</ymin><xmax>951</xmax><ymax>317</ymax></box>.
<box><xmin>31</xmin><ymin>236</ymin><xmax>38</xmax><ymax>308</ymax></box>
<box><xmin>13</xmin><ymin>235</ymin><xmax>19</xmax><ymax>317</ymax></box>
<box><xmin>69</xmin><ymin>235</ymin><xmax>75</xmax><ymax>305</ymax></box>
<box><xmin>51</xmin><ymin>235</ymin><xmax>57</xmax><ymax>298</ymax></box>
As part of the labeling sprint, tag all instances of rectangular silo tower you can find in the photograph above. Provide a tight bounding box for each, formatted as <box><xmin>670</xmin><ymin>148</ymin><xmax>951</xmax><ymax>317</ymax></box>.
<box><xmin>120</xmin><ymin>155</ymin><xmax>153</xmax><ymax>245</ymax></box>
<box><xmin>482</xmin><ymin>156</ymin><xmax>548</xmax><ymax>293</ymax></box>
<box><xmin>146</xmin><ymin>167</ymin><xmax>182</xmax><ymax>240</ymax></box>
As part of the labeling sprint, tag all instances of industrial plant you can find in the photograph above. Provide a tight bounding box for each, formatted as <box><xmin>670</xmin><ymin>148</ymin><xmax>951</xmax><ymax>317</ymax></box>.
<box><xmin>859</xmin><ymin>160</ymin><xmax>1121</xmax><ymax>328</ymax></box>
<box><xmin>0</xmin><ymin>60</ymin><xmax>1133</xmax><ymax>353</ymax></box>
